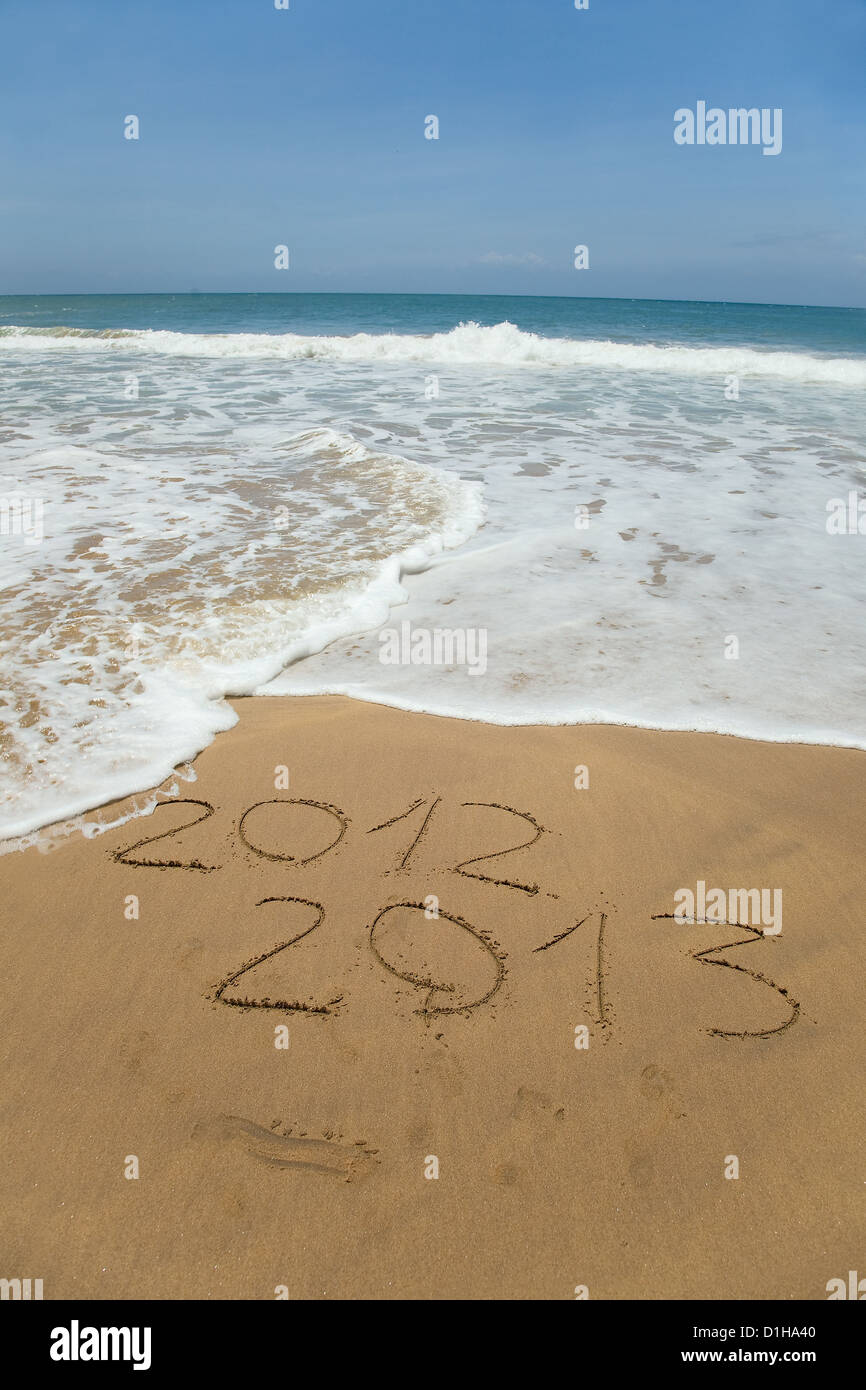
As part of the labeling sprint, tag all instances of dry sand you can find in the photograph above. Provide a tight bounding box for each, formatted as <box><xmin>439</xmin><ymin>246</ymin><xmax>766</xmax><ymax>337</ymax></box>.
<box><xmin>1</xmin><ymin>695</ymin><xmax>864</xmax><ymax>1300</ymax></box>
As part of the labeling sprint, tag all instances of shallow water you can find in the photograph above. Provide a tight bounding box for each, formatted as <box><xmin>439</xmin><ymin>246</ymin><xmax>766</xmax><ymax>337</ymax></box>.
<box><xmin>2</xmin><ymin>292</ymin><xmax>864</xmax><ymax>840</ymax></box>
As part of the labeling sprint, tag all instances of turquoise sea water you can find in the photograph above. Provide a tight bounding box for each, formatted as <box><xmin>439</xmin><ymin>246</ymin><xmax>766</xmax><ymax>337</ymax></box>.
<box><xmin>2</xmin><ymin>291</ymin><xmax>865</xmax><ymax>354</ymax></box>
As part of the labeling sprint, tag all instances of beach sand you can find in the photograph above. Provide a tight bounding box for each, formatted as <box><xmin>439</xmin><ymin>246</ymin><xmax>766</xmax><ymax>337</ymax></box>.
<box><xmin>1</xmin><ymin>695</ymin><xmax>863</xmax><ymax>1300</ymax></box>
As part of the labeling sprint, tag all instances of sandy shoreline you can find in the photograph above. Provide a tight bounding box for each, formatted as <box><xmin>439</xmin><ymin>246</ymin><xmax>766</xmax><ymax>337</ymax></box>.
<box><xmin>1</xmin><ymin>694</ymin><xmax>864</xmax><ymax>1299</ymax></box>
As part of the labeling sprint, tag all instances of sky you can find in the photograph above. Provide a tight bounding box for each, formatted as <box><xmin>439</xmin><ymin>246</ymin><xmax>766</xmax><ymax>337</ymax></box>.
<box><xmin>0</xmin><ymin>0</ymin><xmax>864</xmax><ymax>306</ymax></box>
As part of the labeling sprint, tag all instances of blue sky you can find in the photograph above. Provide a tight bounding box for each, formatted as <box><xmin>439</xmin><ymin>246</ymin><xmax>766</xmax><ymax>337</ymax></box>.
<box><xmin>1</xmin><ymin>0</ymin><xmax>864</xmax><ymax>305</ymax></box>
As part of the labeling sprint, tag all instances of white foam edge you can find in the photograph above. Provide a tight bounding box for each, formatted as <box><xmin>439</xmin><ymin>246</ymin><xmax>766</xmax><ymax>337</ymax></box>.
<box><xmin>0</xmin><ymin>482</ymin><xmax>486</xmax><ymax>847</ymax></box>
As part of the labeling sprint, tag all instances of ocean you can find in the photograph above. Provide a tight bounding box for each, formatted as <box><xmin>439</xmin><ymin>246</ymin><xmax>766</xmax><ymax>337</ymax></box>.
<box><xmin>1</xmin><ymin>291</ymin><xmax>864</xmax><ymax>842</ymax></box>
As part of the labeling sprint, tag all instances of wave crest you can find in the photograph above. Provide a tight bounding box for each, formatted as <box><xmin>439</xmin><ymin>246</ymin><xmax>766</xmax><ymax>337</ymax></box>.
<box><xmin>2</xmin><ymin>320</ymin><xmax>865</xmax><ymax>385</ymax></box>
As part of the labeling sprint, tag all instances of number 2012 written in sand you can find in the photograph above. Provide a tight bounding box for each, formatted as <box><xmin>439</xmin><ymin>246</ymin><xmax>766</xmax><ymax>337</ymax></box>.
<box><xmin>107</xmin><ymin>795</ymin><xmax>800</xmax><ymax>1038</ymax></box>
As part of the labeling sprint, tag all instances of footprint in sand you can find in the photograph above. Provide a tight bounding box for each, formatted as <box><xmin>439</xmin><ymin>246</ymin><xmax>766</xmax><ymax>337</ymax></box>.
<box><xmin>194</xmin><ymin>1115</ymin><xmax>379</xmax><ymax>1182</ymax></box>
<box><xmin>639</xmin><ymin>1063</ymin><xmax>686</xmax><ymax>1126</ymax></box>
<box><xmin>510</xmin><ymin>1087</ymin><xmax>566</xmax><ymax>1127</ymax></box>
<box><xmin>626</xmin><ymin>1064</ymin><xmax>687</xmax><ymax>1188</ymax></box>
<box><xmin>488</xmin><ymin>1088</ymin><xmax>566</xmax><ymax>1186</ymax></box>
<box><xmin>119</xmin><ymin>1030</ymin><xmax>157</xmax><ymax>1075</ymax></box>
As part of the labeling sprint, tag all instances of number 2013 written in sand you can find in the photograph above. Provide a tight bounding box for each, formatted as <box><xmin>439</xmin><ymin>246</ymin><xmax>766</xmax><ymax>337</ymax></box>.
<box><xmin>107</xmin><ymin>795</ymin><xmax>800</xmax><ymax>1038</ymax></box>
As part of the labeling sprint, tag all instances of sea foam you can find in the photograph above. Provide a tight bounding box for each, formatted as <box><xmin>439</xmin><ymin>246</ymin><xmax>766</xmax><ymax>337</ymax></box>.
<box><xmin>3</xmin><ymin>320</ymin><xmax>866</xmax><ymax>386</ymax></box>
<box><xmin>2</xmin><ymin>315</ymin><xmax>865</xmax><ymax>843</ymax></box>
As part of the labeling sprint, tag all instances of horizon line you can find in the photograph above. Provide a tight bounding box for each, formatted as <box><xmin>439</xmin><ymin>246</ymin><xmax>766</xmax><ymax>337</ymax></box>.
<box><xmin>0</xmin><ymin>289</ymin><xmax>862</xmax><ymax>313</ymax></box>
